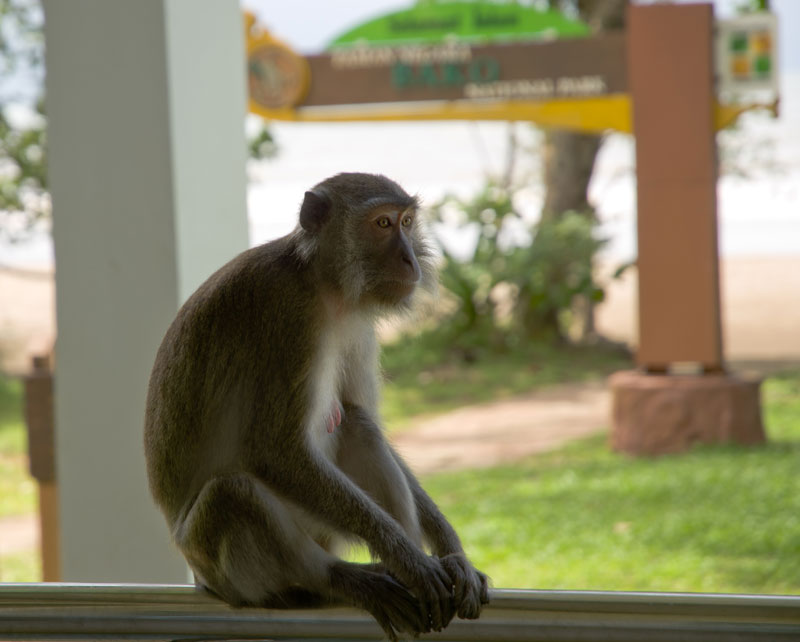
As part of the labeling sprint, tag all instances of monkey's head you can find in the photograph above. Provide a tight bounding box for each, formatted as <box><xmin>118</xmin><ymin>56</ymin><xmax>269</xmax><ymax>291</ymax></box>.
<box><xmin>296</xmin><ymin>173</ymin><xmax>437</xmax><ymax>310</ymax></box>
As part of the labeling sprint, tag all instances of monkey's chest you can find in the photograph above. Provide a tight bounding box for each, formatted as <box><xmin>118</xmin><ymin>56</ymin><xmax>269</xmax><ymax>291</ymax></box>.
<box><xmin>306</xmin><ymin>341</ymin><xmax>345</xmax><ymax>460</ymax></box>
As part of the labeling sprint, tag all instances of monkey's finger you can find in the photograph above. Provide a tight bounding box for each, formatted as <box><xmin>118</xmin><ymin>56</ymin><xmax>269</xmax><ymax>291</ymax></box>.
<box><xmin>454</xmin><ymin>564</ymin><xmax>474</xmax><ymax>620</ymax></box>
<box><xmin>479</xmin><ymin>571</ymin><xmax>491</xmax><ymax>604</ymax></box>
<box><xmin>433</xmin><ymin>559</ymin><xmax>455</xmax><ymax>594</ymax></box>
<box><xmin>423</xmin><ymin>580</ymin><xmax>449</xmax><ymax>633</ymax></box>
<box><xmin>412</xmin><ymin>556</ymin><xmax>453</xmax><ymax>632</ymax></box>
<box><xmin>461</xmin><ymin>578</ymin><xmax>484</xmax><ymax>619</ymax></box>
<box><xmin>452</xmin><ymin>574</ymin><xmax>466</xmax><ymax>609</ymax></box>
<box><xmin>458</xmin><ymin>571</ymin><xmax>490</xmax><ymax>620</ymax></box>
<box><xmin>434</xmin><ymin>567</ymin><xmax>458</xmax><ymax>630</ymax></box>
<box><xmin>441</xmin><ymin>555</ymin><xmax>466</xmax><ymax>607</ymax></box>
<box><xmin>421</xmin><ymin>591</ymin><xmax>443</xmax><ymax>633</ymax></box>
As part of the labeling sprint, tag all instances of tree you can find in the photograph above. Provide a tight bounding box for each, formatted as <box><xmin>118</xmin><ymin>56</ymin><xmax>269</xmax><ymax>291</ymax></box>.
<box><xmin>535</xmin><ymin>0</ymin><xmax>628</xmax><ymax>340</ymax></box>
<box><xmin>0</xmin><ymin>0</ymin><xmax>277</xmax><ymax>245</ymax></box>
<box><xmin>0</xmin><ymin>0</ymin><xmax>47</xmax><ymax>243</ymax></box>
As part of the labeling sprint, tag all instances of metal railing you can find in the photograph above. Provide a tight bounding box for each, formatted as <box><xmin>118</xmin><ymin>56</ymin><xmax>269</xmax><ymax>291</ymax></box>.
<box><xmin>1</xmin><ymin>583</ymin><xmax>799</xmax><ymax>641</ymax></box>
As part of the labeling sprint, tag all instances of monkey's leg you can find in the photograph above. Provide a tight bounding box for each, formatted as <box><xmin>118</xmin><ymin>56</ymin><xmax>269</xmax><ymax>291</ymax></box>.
<box><xmin>174</xmin><ymin>472</ymin><xmax>425</xmax><ymax>640</ymax></box>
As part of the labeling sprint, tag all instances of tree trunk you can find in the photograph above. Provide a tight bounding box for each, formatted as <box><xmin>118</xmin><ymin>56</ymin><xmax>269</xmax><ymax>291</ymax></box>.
<box><xmin>536</xmin><ymin>0</ymin><xmax>628</xmax><ymax>341</ymax></box>
<box><xmin>541</xmin><ymin>131</ymin><xmax>602</xmax><ymax>222</ymax></box>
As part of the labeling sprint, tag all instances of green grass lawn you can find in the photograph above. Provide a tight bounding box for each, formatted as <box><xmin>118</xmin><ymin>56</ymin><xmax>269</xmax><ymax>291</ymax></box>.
<box><xmin>0</xmin><ymin>376</ymin><xmax>36</xmax><ymax>519</ymax></box>
<box><xmin>0</xmin><ymin>375</ymin><xmax>38</xmax><ymax>581</ymax></box>
<box><xmin>424</xmin><ymin>371</ymin><xmax>800</xmax><ymax>595</ymax></box>
<box><xmin>1</xmin><ymin>365</ymin><xmax>798</xmax><ymax>593</ymax></box>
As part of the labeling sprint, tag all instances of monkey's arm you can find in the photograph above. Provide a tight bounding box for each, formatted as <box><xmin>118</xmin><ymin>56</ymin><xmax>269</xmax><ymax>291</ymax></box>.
<box><xmin>390</xmin><ymin>448</ymin><xmax>491</xmax><ymax>619</ymax></box>
<box><xmin>389</xmin><ymin>451</ymin><xmax>462</xmax><ymax>557</ymax></box>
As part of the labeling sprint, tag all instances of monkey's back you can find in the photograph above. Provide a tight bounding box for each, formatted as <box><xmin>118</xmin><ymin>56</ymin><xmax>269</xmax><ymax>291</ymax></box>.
<box><xmin>144</xmin><ymin>234</ymin><xmax>319</xmax><ymax>521</ymax></box>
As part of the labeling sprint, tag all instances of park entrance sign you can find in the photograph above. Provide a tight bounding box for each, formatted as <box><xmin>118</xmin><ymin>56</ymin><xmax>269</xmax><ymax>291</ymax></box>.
<box><xmin>246</xmin><ymin>1</ymin><xmax>776</xmax><ymax>456</ymax></box>
<box><xmin>245</xmin><ymin>4</ymin><xmax>630</xmax><ymax>133</ymax></box>
<box><xmin>245</xmin><ymin>3</ymin><xmax>775</xmax><ymax>133</ymax></box>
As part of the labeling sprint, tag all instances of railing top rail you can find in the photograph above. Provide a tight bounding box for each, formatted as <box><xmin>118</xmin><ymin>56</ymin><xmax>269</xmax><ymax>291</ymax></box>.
<box><xmin>2</xmin><ymin>583</ymin><xmax>799</xmax><ymax>641</ymax></box>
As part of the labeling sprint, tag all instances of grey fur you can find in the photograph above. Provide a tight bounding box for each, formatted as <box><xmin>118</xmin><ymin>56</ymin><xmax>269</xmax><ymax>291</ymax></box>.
<box><xmin>144</xmin><ymin>173</ymin><xmax>488</xmax><ymax>641</ymax></box>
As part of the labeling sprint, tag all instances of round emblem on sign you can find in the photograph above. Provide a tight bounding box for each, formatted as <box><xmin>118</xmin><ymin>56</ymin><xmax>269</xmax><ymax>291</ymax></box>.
<box><xmin>248</xmin><ymin>41</ymin><xmax>309</xmax><ymax>111</ymax></box>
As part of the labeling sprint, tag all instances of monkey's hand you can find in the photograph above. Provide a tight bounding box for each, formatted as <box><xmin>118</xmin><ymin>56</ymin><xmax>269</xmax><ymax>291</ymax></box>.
<box><xmin>439</xmin><ymin>552</ymin><xmax>490</xmax><ymax>620</ymax></box>
<box><xmin>393</xmin><ymin>551</ymin><xmax>456</xmax><ymax>634</ymax></box>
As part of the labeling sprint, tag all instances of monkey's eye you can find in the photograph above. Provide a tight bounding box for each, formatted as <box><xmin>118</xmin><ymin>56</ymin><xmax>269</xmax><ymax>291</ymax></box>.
<box><xmin>401</xmin><ymin>215</ymin><xmax>414</xmax><ymax>228</ymax></box>
<box><xmin>376</xmin><ymin>217</ymin><xmax>391</xmax><ymax>229</ymax></box>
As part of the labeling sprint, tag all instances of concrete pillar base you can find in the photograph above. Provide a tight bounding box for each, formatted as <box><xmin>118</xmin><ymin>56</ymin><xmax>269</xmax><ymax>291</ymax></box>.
<box><xmin>609</xmin><ymin>370</ymin><xmax>765</xmax><ymax>456</ymax></box>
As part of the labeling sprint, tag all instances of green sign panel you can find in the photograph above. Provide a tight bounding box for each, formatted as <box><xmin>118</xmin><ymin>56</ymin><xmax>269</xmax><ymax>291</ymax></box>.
<box><xmin>328</xmin><ymin>1</ymin><xmax>589</xmax><ymax>48</ymax></box>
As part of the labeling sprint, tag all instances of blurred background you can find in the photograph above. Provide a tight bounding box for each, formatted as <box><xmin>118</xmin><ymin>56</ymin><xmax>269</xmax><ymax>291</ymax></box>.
<box><xmin>0</xmin><ymin>0</ymin><xmax>798</xmax><ymax>595</ymax></box>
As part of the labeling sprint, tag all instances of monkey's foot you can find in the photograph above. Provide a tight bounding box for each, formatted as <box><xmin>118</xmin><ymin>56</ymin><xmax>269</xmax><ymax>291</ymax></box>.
<box><xmin>330</xmin><ymin>562</ymin><xmax>425</xmax><ymax>642</ymax></box>
<box><xmin>363</xmin><ymin>574</ymin><xmax>427</xmax><ymax>642</ymax></box>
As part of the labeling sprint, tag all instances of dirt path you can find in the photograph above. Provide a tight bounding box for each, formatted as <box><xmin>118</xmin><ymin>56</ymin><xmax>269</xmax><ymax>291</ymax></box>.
<box><xmin>394</xmin><ymin>381</ymin><xmax>609</xmax><ymax>475</ymax></box>
<box><xmin>0</xmin><ymin>513</ymin><xmax>38</xmax><ymax>556</ymax></box>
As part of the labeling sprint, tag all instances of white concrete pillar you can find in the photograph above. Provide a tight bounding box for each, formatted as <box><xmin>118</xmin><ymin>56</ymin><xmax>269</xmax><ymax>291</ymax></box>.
<box><xmin>44</xmin><ymin>0</ymin><xmax>248</xmax><ymax>582</ymax></box>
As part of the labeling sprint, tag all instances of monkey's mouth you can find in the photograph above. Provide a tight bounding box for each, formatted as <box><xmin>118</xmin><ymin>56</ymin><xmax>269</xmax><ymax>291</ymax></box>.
<box><xmin>391</xmin><ymin>279</ymin><xmax>417</xmax><ymax>298</ymax></box>
<box><xmin>372</xmin><ymin>279</ymin><xmax>416</xmax><ymax>303</ymax></box>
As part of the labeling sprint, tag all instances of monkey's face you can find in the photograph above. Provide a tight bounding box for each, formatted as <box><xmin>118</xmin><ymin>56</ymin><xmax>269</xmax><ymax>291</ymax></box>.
<box><xmin>361</xmin><ymin>204</ymin><xmax>422</xmax><ymax>305</ymax></box>
<box><xmin>298</xmin><ymin>173</ymin><xmax>436</xmax><ymax>310</ymax></box>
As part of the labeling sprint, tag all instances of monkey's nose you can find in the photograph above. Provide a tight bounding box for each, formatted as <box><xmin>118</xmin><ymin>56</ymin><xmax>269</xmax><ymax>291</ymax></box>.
<box><xmin>402</xmin><ymin>253</ymin><xmax>421</xmax><ymax>282</ymax></box>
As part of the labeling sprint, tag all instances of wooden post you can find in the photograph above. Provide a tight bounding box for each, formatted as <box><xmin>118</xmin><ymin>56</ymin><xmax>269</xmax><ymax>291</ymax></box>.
<box><xmin>629</xmin><ymin>2</ymin><xmax>722</xmax><ymax>372</ymax></box>
<box><xmin>610</xmin><ymin>3</ymin><xmax>764</xmax><ymax>455</ymax></box>
<box><xmin>37</xmin><ymin>484</ymin><xmax>60</xmax><ymax>582</ymax></box>
<box><xmin>23</xmin><ymin>354</ymin><xmax>60</xmax><ymax>581</ymax></box>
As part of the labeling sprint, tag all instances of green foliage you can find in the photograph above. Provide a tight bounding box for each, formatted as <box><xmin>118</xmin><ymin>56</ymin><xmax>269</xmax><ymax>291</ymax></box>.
<box><xmin>513</xmin><ymin>210</ymin><xmax>605</xmax><ymax>341</ymax></box>
<box><xmin>424</xmin><ymin>371</ymin><xmax>800</xmax><ymax>594</ymax></box>
<box><xmin>0</xmin><ymin>101</ymin><xmax>47</xmax><ymax>241</ymax></box>
<box><xmin>0</xmin><ymin>0</ymin><xmax>47</xmax><ymax>242</ymax></box>
<box><xmin>247</xmin><ymin>123</ymin><xmax>278</xmax><ymax>160</ymax></box>
<box><xmin>432</xmin><ymin>181</ymin><xmax>516</xmax><ymax>344</ymax></box>
<box><xmin>735</xmin><ymin>0</ymin><xmax>771</xmax><ymax>13</ymax></box>
<box><xmin>0</xmin><ymin>0</ymin><xmax>42</xmax><ymax>82</ymax></box>
<box><xmin>429</xmin><ymin>180</ymin><xmax>606</xmax><ymax>348</ymax></box>
<box><xmin>0</xmin><ymin>0</ymin><xmax>277</xmax><ymax>242</ymax></box>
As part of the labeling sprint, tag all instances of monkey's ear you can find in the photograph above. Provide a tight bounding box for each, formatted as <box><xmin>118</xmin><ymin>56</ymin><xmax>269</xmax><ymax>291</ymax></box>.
<box><xmin>299</xmin><ymin>190</ymin><xmax>331</xmax><ymax>233</ymax></box>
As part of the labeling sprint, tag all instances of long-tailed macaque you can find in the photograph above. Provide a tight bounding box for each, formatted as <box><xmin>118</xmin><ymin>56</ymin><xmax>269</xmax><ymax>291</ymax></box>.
<box><xmin>144</xmin><ymin>173</ymin><xmax>489</xmax><ymax>640</ymax></box>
